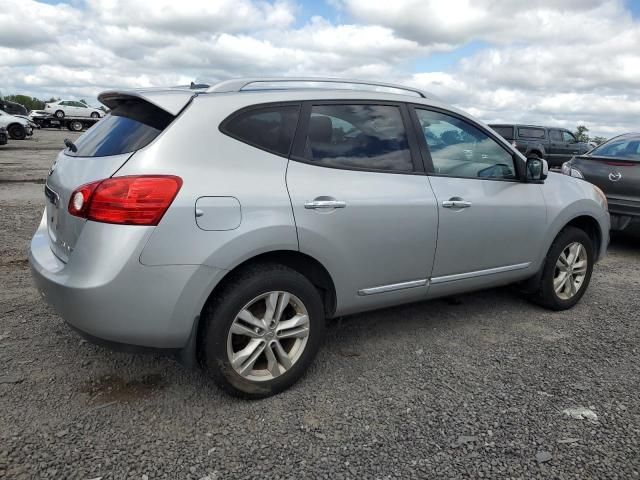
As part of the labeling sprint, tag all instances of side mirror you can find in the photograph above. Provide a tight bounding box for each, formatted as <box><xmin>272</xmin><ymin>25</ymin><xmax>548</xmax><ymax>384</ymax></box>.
<box><xmin>526</xmin><ymin>157</ymin><xmax>548</xmax><ymax>182</ymax></box>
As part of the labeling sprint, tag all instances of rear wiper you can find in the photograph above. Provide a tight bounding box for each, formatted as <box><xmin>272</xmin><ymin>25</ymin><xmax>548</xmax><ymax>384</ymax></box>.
<box><xmin>64</xmin><ymin>138</ymin><xmax>77</xmax><ymax>153</ymax></box>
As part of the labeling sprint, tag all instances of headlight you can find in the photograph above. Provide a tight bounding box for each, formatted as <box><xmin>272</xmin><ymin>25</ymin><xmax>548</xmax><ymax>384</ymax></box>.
<box><xmin>570</xmin><ymin>168</ymin><xmax>584</xmax><ymax>179</ymax></box>
<box><xmin>561</xmin><ymin>161</ymin><xmax>584</xmax><ymax>178</ymax></box>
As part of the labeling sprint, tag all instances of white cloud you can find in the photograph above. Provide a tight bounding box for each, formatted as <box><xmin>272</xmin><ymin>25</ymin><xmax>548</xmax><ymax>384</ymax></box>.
<box><xmin>1</xmin><ymin>0</ymin><xmax>639</xmax><ymax>137</ymax></box>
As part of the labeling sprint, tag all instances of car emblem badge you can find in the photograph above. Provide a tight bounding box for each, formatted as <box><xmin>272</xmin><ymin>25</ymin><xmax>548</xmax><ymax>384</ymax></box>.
<box><xmin>608</xmin><ymin>172</ymin><xmax>622</xmax><ymax>182</ymax></box>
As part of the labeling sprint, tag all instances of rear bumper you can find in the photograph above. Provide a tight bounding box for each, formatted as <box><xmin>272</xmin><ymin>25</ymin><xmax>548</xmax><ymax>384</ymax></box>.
<box><xmin>29</xmin><ymin>211</ymin><xmax>224</xmax><ymax>349</ymax></box>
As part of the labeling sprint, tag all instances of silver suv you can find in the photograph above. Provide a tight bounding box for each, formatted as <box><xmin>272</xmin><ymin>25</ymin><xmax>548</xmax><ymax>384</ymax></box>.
<box><xmin>30</xmin><ymin>78</ymin><xmax>610</xmax><ymax>397</ymax></box>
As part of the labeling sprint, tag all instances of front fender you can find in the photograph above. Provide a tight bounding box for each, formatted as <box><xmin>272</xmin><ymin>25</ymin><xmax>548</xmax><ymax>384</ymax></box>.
<box><xmin>537</xmin><ymin>173</ymin><xmax>609</xmax><ymax>265</ymax></box>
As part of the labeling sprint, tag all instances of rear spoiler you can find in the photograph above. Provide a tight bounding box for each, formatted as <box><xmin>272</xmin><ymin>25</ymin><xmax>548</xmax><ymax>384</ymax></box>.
<box><xmin>98</xmin><ymin>89</ymin><xmax>196</xmax><ymax>116</ymax></box>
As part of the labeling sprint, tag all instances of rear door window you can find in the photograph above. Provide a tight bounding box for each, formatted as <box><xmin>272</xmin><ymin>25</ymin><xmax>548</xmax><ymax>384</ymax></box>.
<box><xmin>300</xmin><ymin>104</ymin><xmax>414</xmax><ymax>172</ymax></box>
<box><xmin>66</xmin><ymin>99</ymin><xmax>174</xmax><ymax>157</ymax></box>
<box><xmin>517</xmin><ymin>127</ymin><xmax>546</xmax><ymax>139</ymax></box>
<box><xmin>222</xmin><ymin>105</ymin><xmax>300</xmax><ymax>157</ymax></box>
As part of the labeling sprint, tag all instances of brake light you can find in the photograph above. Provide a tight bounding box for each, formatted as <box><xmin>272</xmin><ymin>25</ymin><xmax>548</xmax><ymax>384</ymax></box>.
<box><xmin>68</xmin><ymin>175</ymin><xmax>182</xmax><ymax>225</ymax></box>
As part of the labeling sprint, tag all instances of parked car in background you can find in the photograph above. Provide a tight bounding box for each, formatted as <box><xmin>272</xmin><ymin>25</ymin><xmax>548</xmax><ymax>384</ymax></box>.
<box><xmin>44</xmin><ymin>100</ymin><xmax>104</xmax><ymax>119</ymax></box>
<box><xmin>0</xmin><ymin>99</ymin><xmax>29</xmax><ymax>116</ymax></box>
<box><xmin>30</xmin><ymin>78</ymin><xmax>609</xmax><ymax>398</ymax></box>
<box><xmin>0</xmin><ymin>127</ymin><xmax>8</xmax><ymax>145</ymax></box>
<box><xmin>562</xmin><ymin>133</ymin><xmax>640</xmax><ymax>231</ymax></box>
<box><xmin>489</xmin><ymin>124</ymin><xmax>591</xmax><ymax>168</ymax></box>
<box><xmin>0</xmin><ymin>109</ymin><xmax>34</xmax><ymax>140</ymax></box>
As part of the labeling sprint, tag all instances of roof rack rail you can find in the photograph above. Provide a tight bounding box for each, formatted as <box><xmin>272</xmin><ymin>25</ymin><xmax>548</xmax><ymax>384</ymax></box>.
<box><xmin>206</xmin><ymin>77</ymin><xmax>430</xmax><ymax>98</ymax></box>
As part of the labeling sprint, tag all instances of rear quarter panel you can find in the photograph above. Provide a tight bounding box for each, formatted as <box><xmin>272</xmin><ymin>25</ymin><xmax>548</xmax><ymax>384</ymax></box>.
<box><xmin>115</xmin><ymin>93</ymin><xmax>299</xmax><ymax>268</ymax></box>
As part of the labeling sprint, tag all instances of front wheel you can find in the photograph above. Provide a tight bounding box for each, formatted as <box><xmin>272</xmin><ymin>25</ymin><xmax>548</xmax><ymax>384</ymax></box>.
<box><xmin>69</xmin><ymin>120</ymin><xmax>83</xmax><ymax>132</ymax></box>
<box><xmin>90</xmin><ymin>112</ymin><xmax>100</xmax><ymax>118</ymax></box>
<box><xmin>8</xmin><ymin>124</ymin><xmax>26</xmax><ymax>140</ymax></box>
<box><xmin>530</xmin><ymin>226</ymin><xmax>594</xmax><ymax>310</ymax></box>
<box><xmin>200</xmin><ymin>264</ymin><xmax>325</xmax><ymax>398</ymax></box>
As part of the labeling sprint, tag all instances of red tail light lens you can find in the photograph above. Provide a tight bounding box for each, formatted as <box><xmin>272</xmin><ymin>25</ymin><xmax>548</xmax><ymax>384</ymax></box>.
<box><xmin>68</xmin><ymin>175</ymin><xmax>182</xmax><ymax>226</ymax></box>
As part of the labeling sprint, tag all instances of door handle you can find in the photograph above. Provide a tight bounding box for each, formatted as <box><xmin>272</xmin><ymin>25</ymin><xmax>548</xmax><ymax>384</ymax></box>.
<box><xmin>442</xmin><ymin>199</ymin><xmax>472</xmax><ymax>209</ymax></box>
<box><xmin>304</xmin><ymin>199</ymin><xmax>347</xmax><ymax>209</ymax></box>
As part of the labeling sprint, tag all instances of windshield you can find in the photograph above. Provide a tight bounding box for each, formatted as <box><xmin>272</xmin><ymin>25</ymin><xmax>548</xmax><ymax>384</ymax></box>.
<box><xmin>66</xmin><ymin>99</ymin><xmax>174</xmax><ymax>157</ymax></box>
<box><xmin>590</xmin><ymin>136</ymin><xmax>640</xmax><ymax>162</ymax></box>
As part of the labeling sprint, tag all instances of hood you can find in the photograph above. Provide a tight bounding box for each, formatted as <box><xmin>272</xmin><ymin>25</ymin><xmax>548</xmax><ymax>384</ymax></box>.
<box><xmin>0</xmin><ymin>113</ymin><xmax>29</xmax><ymax>126</ymax></box>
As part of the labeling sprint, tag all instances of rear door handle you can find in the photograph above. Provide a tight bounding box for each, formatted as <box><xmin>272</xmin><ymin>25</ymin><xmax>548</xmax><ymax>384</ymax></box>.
<box><xmin>304</xmin><ymin>199</ymin><xmax>346</xmax><ymax>209</ymax></box>
<box><xmin>442</xmin><ymin>199</ymin><xmax>472</xmax><ymax>209</ymax></box>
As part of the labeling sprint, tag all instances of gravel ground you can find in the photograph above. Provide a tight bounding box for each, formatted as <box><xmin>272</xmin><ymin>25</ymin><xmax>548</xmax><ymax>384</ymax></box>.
<box><xmin>1</xmin><ymin>130</ymin><xmax>639</xmax><ymax>479</ymax></box>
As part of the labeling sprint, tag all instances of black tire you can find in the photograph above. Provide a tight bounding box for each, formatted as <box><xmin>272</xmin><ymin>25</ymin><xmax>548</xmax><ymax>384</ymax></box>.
<box><xmin>200</xmin><ymin>264</ymin><xmax>325</xmax><ymax>398</ymax></box>
<box><xmin>8</xmin><ymin>124</ymin><xmax>26</xmax><ymax>140</ymax></box>
<box><xmin>55</xmin><ymin>110</ymin><xmax>65</xmax><ymax>118</ymax></box>
<box><xmin>70</xmin><ymin>120</ymin><xmax>83</xmax><ymax>132</ymax></box>
<box><xmin>90</xmin><ymin>112</ymin><xmax>100</xmax><ymax>119</ymax></box>
<box><xmin>530</xmin><ymin>226</ymin><xmax>594</xmax><ymax>311</ymax></box>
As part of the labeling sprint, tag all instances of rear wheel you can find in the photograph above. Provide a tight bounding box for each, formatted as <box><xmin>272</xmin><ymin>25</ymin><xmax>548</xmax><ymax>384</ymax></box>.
<box><xmin>8</xmin><ymin>124</ymin><xmax>26</xmax><ymax>140</ymax></box>
<box><xmin>69</xmin><ymin>120</ymin><xmax>83</xmax><ymax>132</ymax></box>
<box><xmin>55</xmin><ymin>110</ymin><xmax>65</xmax><ymax>118</ymax></box>
<box><xmin>530</xmin><ymin>226</ymin><xmax>594</xmax><ymax>310</ymax></box>
<box><xmin>200</xmin><ymin>264</ymin><xmax>325</xmax><ymax>398</ymax></box>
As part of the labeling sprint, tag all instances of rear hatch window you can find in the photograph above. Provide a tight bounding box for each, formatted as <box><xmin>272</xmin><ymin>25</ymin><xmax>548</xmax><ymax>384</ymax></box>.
<box><xmin>66</xmin><ymin>99</ymin><xmax>174</xmax><ymax>157</ymax></box>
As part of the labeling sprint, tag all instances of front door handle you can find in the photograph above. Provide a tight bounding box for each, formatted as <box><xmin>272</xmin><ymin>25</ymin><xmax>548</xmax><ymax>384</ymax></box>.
<box><xmin>304</xmin><ymin>199</ymin><xmax>346</xmax><ymax>209</ymax></box>
<box><xmin>442</xmin><ymin>199</ymin><xmax>472</xmax><ymax>209</ymax></box>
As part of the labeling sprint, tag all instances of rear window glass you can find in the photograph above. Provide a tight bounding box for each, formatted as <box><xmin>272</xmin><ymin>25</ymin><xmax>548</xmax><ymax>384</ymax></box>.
<box><xmin>517</xmin><ymin>127</ymin><xmax>546</xmax><ymax>139</ymax></box>
<box><xmin>66</xmin><ymin>99</ymin><xmax>174</xmax><ymax>157</ymax></box>
<box><xmin>491</xmin><ymin>126</ymin><xmax>514</xmax><ymax>140</ymax></box>
<box><xmin>591</xmin><ymin>137</ymin><xmax>640</xmax><ymax>161</ymax></box>
<box><xmin>222</xmin><ymin>105</ymin><xmax>300</xmax><ymax>156</ymax></box>
<box><xmin>302</xmin><ymin>104</ymin><xmax>413</xmax><ymax>172</ymax></box>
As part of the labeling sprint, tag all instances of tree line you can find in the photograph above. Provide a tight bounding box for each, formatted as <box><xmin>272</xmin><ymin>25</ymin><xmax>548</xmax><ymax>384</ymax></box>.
<box><xmin>573</xmin><ymin>125</ymin><xmax>607</xmax><ymax>145</ymax></box>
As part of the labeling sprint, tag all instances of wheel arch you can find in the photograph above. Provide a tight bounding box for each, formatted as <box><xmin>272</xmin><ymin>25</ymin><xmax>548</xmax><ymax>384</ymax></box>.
<box><xmin>565</xmin><ymin>214</ymin><xmax>603</xmax><ymax>258</ymax></box>
<box><xmin>203</xmin><ymin>249</ymin><xmax>337</xmax><ymax>319</ymax></box>
<box><xmin>528</xmin><ymin>146</ymin><xmax>545</xmax><ymax>158</ymax></box>
<box><xmin>185</xmin><ymin>249</ymin><xmax>336</xmax><ymax>368</ymax></box>
<box><xmin>520</xmin><ymin>213</ymin><xmax>604</xmax><ymax>294</ymax></box>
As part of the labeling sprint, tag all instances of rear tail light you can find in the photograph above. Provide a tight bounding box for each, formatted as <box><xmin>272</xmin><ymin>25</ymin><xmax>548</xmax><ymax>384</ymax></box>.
<box><xmin>68</xmin><ymin>175</ymin><xmax>182</xmax><ymax>226</ymax></box>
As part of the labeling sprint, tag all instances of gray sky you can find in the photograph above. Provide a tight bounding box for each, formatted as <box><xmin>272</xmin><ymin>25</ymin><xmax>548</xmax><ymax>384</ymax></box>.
<box><xmin>2</xmin><ymin>0</ymin><xmax>640</xmax><ymax>137</ymax></box>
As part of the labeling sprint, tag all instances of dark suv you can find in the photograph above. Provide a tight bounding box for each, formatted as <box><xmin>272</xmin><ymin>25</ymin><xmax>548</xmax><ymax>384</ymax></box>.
<box><xmin>489</xmin><ymin>124</ymin><xmax>591</xmax><ymax>168</ymax></box>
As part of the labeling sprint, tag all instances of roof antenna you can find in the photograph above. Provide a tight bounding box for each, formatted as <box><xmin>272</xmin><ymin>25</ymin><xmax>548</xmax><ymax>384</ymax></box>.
<box><xmin>190</xmin><ymin>81</ymin><xmax>210</xmax><ymax>89</ymax></box>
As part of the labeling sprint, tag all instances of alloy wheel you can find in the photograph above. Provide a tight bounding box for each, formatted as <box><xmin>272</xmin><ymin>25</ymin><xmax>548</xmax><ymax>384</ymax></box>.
<box><xmin>226</xmin><ymin>291</ymin><xmax>310</xmax><ymax>382</ymax></box>
<box><xmin>553</xmin><ymin>242</ymin><xmax>588</xmax><ymax>300</ymax></box>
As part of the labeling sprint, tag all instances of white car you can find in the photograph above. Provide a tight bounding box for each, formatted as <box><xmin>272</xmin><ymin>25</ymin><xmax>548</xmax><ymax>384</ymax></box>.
<box><xmin>44</xmin><ymin>100</ymin><xmax>104</xmax><ymax>119</ymax></box>
<box><xmin>0</xmin><ymin>109</ymin><xmax>33</xmax><ymax>140</ymax></box>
